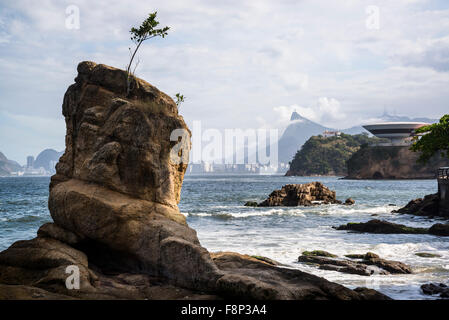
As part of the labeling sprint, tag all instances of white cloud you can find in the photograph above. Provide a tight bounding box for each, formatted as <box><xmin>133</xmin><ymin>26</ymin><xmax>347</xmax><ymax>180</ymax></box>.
<box><xmin>0</xmin><ymin>0</ymin><xmax>448</xmax><ymax>160</ymax></box>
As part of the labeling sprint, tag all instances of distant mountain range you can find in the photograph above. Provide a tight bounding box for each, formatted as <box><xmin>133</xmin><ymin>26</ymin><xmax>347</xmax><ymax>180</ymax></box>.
<box><xmin>277</xmin><ymin>111</ymin><xmax>438</xmax><ymax>163</ymax></box>
<box><xmin>0</xmin><ymin>149</ymin><xmax>63</xmax><ymax>176</ymax></box>
<box><xmin>0</xmin><ymin>152</ymin><xmax>22</xmax><ymax>176</ymax></box>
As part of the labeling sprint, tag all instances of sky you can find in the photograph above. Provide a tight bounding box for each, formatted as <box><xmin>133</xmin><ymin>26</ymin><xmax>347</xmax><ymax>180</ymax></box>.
<box><xmin>0</xmin><ymin>0</ymin><xmax>448</xmax><ymax>164</ymax></box>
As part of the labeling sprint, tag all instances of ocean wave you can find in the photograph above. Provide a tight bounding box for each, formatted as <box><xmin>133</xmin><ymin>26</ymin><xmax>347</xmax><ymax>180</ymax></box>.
<box><xmin>185</xmin><ymin>203</ymin><xmax>400</xmax><ymax>220</ymax></box>
<box><xmin>187</xmin><ymin>208</ymin><xmax>307</xmax><ymax>219</ymax></box>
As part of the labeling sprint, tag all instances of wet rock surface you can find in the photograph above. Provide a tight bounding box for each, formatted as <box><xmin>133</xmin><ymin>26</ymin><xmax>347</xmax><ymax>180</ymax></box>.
<box><xmin>335</xmin><ymin>219</ymin><xmax>449</xmax><ymax>236</ymax></box>
<box><xmin>297</xmin><ymin>251</ymin><xmax>412</xmax><ymax>276</ymax></box>
<box><xmin>335</xmin><ymin>219</ymin><xmax>428</xmax><ymax>234</ymax></box>
<box><xmin>0</xmin><ymin>62</ymin><xmax>385</xmax><ymax>300</ymax></box>
<box><xmin>421</xmin><ymin>283</ymin><xmax>449</xmax><ymax>298</ymax></box>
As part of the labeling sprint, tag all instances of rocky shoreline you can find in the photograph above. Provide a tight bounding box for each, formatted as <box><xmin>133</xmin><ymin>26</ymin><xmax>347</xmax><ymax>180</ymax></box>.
<box><xmin>0</xmin><ymin>62</ymin><xmax>386</xmax><ymax>300</ymax></box>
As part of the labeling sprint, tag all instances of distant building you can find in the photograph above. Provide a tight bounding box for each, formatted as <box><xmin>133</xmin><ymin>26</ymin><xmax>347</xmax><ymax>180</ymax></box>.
<box><xmin>26</xmin><ymin>156</ymin><xmax>34</xmax><ymax>169</ymax></box>
<box><xmin>363</xmin><ymin>122</ymin><xmax>428</xmax><ymax>146</ymax></box>
<box><xmin>323</xmin><ymin>130</ymin><xmax>341</xmax><ymax>137</ymax></box>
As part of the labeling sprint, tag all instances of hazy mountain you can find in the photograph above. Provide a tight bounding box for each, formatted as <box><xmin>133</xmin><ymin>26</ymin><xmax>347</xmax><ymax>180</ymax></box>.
<box><xmin>0</xmin><ymin>151</ymin><xmax>22</xmax><ymax>176</ymax></box>
<box><xmin>278</xmin><ymin>111</ymin><xmax>331</xmax><ymax>163</ymax></box>
<box><xmin>377</xmin><ymin>112</ymin><xmax>438</xmax><ymax>124</ymax></box>
<box><xmin>34</xmin><ymin>149</ymin><xmax>64</xmax><ymax>171</ymax></box>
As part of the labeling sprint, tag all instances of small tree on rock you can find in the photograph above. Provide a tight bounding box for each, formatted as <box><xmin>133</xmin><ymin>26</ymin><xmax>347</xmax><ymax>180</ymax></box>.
<box><xmin>126</xmin><ymin>12</ymin><xmax>169</xmax><ymax>95</ymax></box>
<box><xmin>175</xmin><ymin>93</ymin><xmax>185</xmax><ymax>108</ymax></box>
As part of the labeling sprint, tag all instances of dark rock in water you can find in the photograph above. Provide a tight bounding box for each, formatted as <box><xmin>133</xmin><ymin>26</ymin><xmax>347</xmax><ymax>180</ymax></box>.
<box><xmin>335</xmin><ymin>219</ymin><xmax>449</xmax><ymax>237</ymax></box>
<box><xmin>211</xmin><ymin>252</ymin><xmax>377</xmax><ymax>299</ymax></box>
<box><xmin>298</xmin><ymin>251</ymin><xmax>412</xmax><ymax>276</ymax></box>
<box><xmin>415</xmin><ymin>252</ymin><xmax>442</xmax><ymax>258</ymax></box>
<box><xmin>258</xmin><ymin>182</ymin><xmax>342</xmax><ymax>207</ymax></box>
<box><xmin>302</xmin><ymin>250</ymin><xmax>337</xmax><ymax>258</ymax></box>
<box><xmin>244</xmin><ymin>201</ymin><xmax>258</xmax><ymax>207</ymax></box>
<box><xmin>0</xmin><ymin>62</ymin><xmax>385</xmax><ymax>300</ymax></box>
<box><xmin>335</xmin><ymin>219</ymin><xmax>428</xmax><ymax>234</ymax></box>
<box><xmin>344</xmin><ymin>198</ymin><xmax>355</xmax><ymax>205</ymax></box>
<box><xmin>421</xmin><ymin>283</ymin><xmax>449</xmax><ymax>298</ymax></box>
<box><xmin>392</xmin><ymin>193</ymin><xmax>440</xmax><ymax>217</ymax></box>
<box><xmin>428</xmin><ymin>223</ymin><xmax>449</xmax><ymax>236</ymax></box>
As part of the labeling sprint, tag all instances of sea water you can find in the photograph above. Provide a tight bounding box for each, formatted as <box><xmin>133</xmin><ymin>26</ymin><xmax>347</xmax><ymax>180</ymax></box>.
<box><xmin>1</xmin><ymin>175</ymin><xmax>448</xmax><ymax>299</ymax></box>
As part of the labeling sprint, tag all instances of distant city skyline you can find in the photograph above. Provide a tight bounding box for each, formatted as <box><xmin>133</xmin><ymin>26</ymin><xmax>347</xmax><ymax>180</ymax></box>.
<box><xmin>1</xmin><ymin>0</ymin><xmax>448</xmax><ymax>164</ymax></box>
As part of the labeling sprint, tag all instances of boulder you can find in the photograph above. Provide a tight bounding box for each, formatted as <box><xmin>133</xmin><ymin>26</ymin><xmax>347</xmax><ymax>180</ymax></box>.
<box><xmin>428</xmin><ymin>223</ymin><xmax>449</xmax><ymax>236</ymax></box>
<box><xmin>0</xmin><ymin>62</ymin><xmax>387</xmax><ymax>300</ymax></box>
<box><xmin>344</xmin><ymin>198</ymin><xmax>355</xmax><ymax>205</ymax></box>
<box><xmin>258</xmin><ymin>182</ymin><xmax>342</xmax><ymax>207</ymax></box>
<box><xmin>392</xmin><ymin>193</ymin><xmax>440</xmax><ymax>217</ymax></box>
<box><xmin>421</xmin><ymin>283</ymin><xmax>449</xmax><ymax>298</ymax></box>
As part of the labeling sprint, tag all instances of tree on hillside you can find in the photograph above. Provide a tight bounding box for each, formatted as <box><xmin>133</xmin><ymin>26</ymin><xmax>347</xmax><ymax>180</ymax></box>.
<box><xmin>410</xmin><ymin>114</ymin><xmax>449</xmax><ymax>164</ymax></box>
<box><xmin>126</xmin><ymin>12</ymin><xmax>170</xmax><ymax>95</ymax></box>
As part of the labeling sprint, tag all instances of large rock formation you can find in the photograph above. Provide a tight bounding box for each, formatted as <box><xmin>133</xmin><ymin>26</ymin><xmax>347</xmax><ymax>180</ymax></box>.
<box><xmin>257</xmin><ymin>182</ymin><xmax>343</xmax><ymax>207</ymax></box>
<box><xmin>345</xmin><ymin>146</ymin><xmax>448</xmax><ymax>179</ymax></box>
<box><xmin>0</xmin><ymin>62</ymin><xmax>386</xmax><ymax>300</ymax></box>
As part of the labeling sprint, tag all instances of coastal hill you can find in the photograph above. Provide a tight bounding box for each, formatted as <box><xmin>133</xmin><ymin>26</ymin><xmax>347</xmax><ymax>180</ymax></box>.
<box><xmin>346</xmin><ymin>146</ymin><xmax>449</xmax><ymax>179</ymax></box>
<box><xmin>0</xmin><ymin>151</ymin><xmax>22</xmax><ymax>176</ymax></box>
<box><xmin>278</xmin><ymin>111</ymin><xmax>437</xmax><ymax>164</ymax></box>
<box><xmin>286</xmin><ymin>133</ymin><xmax>385</xmax><ymax>176</ymax></box>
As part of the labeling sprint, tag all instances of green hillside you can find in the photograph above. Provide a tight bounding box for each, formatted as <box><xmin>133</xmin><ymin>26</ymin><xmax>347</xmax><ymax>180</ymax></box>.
<box><xmin>286</xmin><ymin>133</ymin><xmax>384</xmax><ymax>176</ymax></box>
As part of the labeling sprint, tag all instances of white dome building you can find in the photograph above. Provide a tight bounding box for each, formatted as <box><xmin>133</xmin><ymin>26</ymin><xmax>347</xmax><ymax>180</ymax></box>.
<box><xmin>363</xmin><ymin>122</ymin><xmax>429</xmax><ymax>145</ymax></box>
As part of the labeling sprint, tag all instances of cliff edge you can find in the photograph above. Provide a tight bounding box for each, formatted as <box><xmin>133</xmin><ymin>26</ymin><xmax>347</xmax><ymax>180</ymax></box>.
<box><xmin>345</xmin><ymin>145</ymin><xmax>449</xmax><ymax>179</ymax></box>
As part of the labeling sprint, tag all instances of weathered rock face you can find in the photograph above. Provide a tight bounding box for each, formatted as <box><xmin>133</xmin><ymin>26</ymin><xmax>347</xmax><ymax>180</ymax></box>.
<box><xmin>258</xmin><ymin>182</ymin><xmax>341</xmax><ymax>207</ymax></box>
<box><xmin>0</xmin><ymin>62</ymin><xmax>387</xmax><ymax>300</ymax></box>
<box><xmin>345</xmin><ymin>146</ymin><xmax>448</xmax><ymax>179</ymax></box>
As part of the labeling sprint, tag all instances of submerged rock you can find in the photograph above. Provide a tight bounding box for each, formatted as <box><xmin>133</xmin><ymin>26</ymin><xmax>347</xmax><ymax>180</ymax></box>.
<box><xmin>0</xmin><ymin>62</ymin><xmax>385</xmax><ymax>300</ymax></box>
<box><xmin>257</xmin><ymin>182</ymin><xmax>342</xmax><ymax>207</ymax></box>
<box><xmin>335</xmin><ymin>219</ymin><xmax>428</xmax><ymax>234</ymax></box>
<box><xmin>415</xmin><ymin>252</ymin><xmax>442</xmax><ymax>258</ymax></box>
<box><xmin>244</xmin><ymin>201</ymin><xmax>258</xmax><ymax>207</ymax></box>
<box><xmin>298</xmin><ymin>251</ymin><xmax>412</xmax><ymax>276</ymax></box>
<box><xmin>335</xmin><ymin>219</ymin><xmax>449</xmax><ymax>237</ymax></box>
<box><xmin>302</xmin><ymin>250</ymin><xmax>338</xmax><ymax>258</ymax></box>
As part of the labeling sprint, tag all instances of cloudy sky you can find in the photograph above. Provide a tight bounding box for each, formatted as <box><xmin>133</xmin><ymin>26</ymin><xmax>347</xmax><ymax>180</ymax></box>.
<box><xmin>0</xmin><ymin>0</ymin><xmax>448</xmax><ymax>164</ymax></box>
